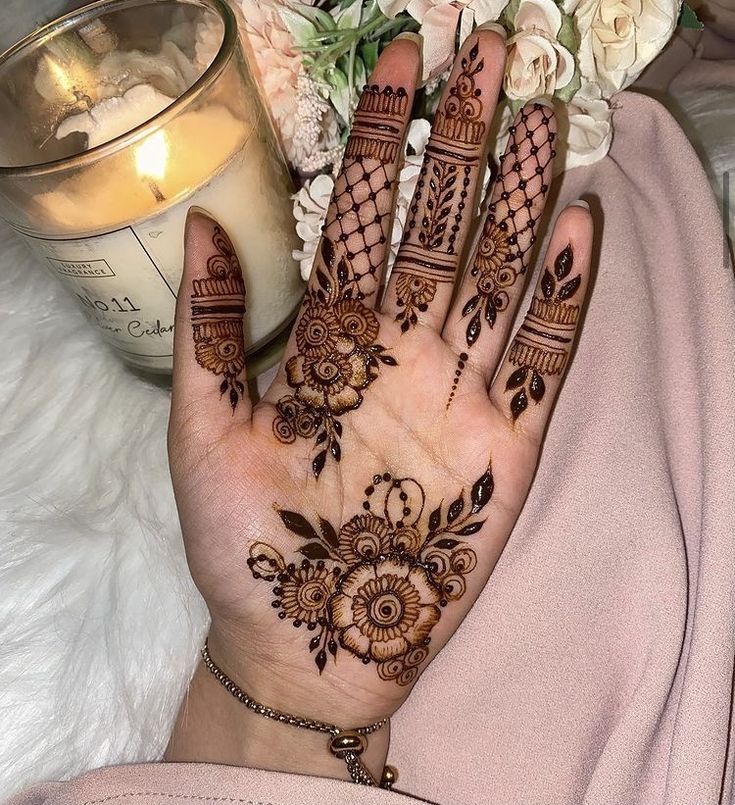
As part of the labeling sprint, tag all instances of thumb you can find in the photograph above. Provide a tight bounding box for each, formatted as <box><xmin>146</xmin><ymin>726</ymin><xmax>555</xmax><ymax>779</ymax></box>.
<box><xmin>169</xmin><ymin>207</ymin><xmax>251</xmax><ymax>450</ymax></box>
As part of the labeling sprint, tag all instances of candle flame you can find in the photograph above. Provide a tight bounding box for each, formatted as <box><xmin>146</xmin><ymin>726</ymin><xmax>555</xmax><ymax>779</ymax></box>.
<box><xmin>43</xmin><ymin>54</ymin><xmax>75</xmax><ymax>95</ymax></box>
<box><xmin>135</xmin><ymin>131</ymin><xmax>168</xmax><ymax>182</ymax></box>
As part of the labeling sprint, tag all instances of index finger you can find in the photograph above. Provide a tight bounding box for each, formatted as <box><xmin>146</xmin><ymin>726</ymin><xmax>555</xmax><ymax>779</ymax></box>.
<box><xmin>310</xmin><ymin>37</ymin><xmax>422</xmax><ymax>307</ymax></box>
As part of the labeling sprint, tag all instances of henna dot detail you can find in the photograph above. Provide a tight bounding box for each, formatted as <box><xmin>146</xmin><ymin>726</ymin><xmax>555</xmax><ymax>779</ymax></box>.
<box><xmin>447</xmin><ymin>352</ymin><xmax>470</xmax><ymax>410</ymax></box>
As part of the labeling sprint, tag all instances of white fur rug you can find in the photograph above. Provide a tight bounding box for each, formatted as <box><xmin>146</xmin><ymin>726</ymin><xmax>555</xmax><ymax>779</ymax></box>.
<box><xmin>1</xmin><ymin>79</ymin><xmax>734</xmax><ymax>801</ymax></box>
<box><xmin>0</xmin><ymin>227</ymin><xmax>207</xmax><ymax>798</ymax></box>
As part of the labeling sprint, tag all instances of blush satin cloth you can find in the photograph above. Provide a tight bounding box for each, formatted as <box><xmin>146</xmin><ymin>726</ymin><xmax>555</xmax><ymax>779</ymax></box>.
<box><xmin>7</xmin><ymin>88</ymin><xmax>735</xmax><ymax>805</ymax></box>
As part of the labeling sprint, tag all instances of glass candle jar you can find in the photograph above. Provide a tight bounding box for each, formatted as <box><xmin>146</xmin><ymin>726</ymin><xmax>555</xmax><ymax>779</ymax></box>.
<box><xmin>0</xmin><ymin>0</ymin><xmax>304</xmax><ymax>374</ymax></box>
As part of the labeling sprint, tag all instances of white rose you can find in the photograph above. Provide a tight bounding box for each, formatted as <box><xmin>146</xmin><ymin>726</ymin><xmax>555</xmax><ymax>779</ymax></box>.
<box><xmin>566</xmin><ymin>0</ymin><xmax>680</xmax><ymax>93</ymax></box>
<box><xmin>505</xmin><ymin>0</ymin><xmax>576</xmax><ymax>100</ymax></box>
<box><xmin>563</xmin><ymin>80</ymin><xmax>613</xmax><ymax>168</ymax></box>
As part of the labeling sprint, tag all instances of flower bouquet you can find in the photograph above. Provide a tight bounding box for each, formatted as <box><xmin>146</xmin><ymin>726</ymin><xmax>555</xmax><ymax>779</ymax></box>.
<box><xmin>238</xmin><ymin>0</ymin><xmax>701</xmax><ymax>280</ymax></box>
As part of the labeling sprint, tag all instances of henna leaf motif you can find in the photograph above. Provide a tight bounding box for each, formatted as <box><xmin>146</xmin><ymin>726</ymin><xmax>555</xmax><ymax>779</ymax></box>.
<box><xmin>447</xmin><ymin>493</ymin><xmax>465</xmax><ymax>523</ymax></box>
<box><xmin>528</xmin><ymin>370</ymin><xmax>545</xmax><ymax>402</ymax></box>
<box><xmin>557</xmin><ymin>275</ymin><xmax>581</xmax><ymax>301</ymax></box>
<box><xmin>511</xmin><ymin>388</ymin><xmax>528</xmax><ymax>420</ymax></box>
<box><xmin>541</xmin><ymin>269</ymin><xmax>555</xmax><ymax>299</ymax></box>
<box><xmin>467</xmin><ymin>310</ymin><xmax>482</xmax><ymax>345</ymax></box>
<box><xmin>470</xmin><ymin>468</ymin><xmax>494</xmax><ymax>514</ymax></box>
<box><xmin>435</xmin><ymin>538</ymin><xmax>459</xmax><ymax>549</ymax></box>
<box><xmin>506</xmin><ymin>367</ymin><xmax>528</xmax><ymax>390</ymax></box>
<box><xmin>456</xmin><ymin>521</ymin><xmax>485</xmax><ymax>536</ymax></box>
<box><xmin>485</xmin><ymin>300</ymin><xmax>497</xmax><ymax>326</ymax></box>
<box><xmin>462</xmin><ymin>294</ymin><xmax>480</xmax><ymax>316</ymax></box>
<box><xmin>429</xmin><ymin>505</ymin><xmax>442</xmax><ymax>532</ymax></box>
<box><xmin>299</xmin><ymin>542</ymin><xmax>331</xmax><ymax>560</ymax></box>
<box><xmin>319</xmin><ymin>517</ymin><xmax>339</xmax><ymax>549</ymax></box>
<box><xmin>554</xmin><ymin>244</ymin><xmax>573</xmax><ymax>279</ymax></box>
<box><xmin>279</xmin><ymin>510</ymin><xmax>319</xmax><ymax>541</ymax></box>
<box><xmin>312</xmin><ymin>450</ymin><xmax>327</xmax><ymax>478</ymax></box>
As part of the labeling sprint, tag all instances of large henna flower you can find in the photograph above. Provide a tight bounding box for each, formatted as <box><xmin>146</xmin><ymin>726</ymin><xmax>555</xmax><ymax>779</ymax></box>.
<box><xmin>330</xmin><ymin>557</ymin><xmax>441</xmax><ymax>662</ymax></box>
<box><xmin>285</xmin><ymin>351</ymin><xmax>370</xmax><ymax>415</ymax></box>
<box><xmin>337</xmin><ymin>514</ymin><xmax>391</xmax><ymax>564</ymax></box>
<box><xmin>276</xmin><ymin>564</ymin><xmax>337</xmax><ymax>626</ymax></box>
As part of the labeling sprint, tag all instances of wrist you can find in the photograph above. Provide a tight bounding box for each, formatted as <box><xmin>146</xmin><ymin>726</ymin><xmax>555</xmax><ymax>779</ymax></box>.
<box><xmin>165</xmin><ymin>634</ymin><xmax>391</xmax><ymax>783</ymax></box>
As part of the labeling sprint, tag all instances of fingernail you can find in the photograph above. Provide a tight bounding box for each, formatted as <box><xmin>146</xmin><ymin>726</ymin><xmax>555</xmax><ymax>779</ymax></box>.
<box><xmin>568</xmin><ymin>199</ymin><xmax>590</xmax><ymax>211</ymax></box>
<box><xmin>186</xmin><ymin>205</ymin><xmax>216</xmax><ymax>225</ymax></box>
<box><xmin>475</xmin><ymin>21</ymin><xmax>507</xmax><ymax>40</ymax></box>
<box><xmin>393</xmin><ymin>32</ymin><xmax>423</xmax><ymax>62</ymax></box>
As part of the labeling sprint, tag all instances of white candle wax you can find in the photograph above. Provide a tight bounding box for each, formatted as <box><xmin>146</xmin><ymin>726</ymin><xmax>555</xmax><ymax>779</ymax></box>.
<box><xmin>16</xmin><ymin>95</ymin><xmax>303</xmax><ymax>372</ymax></box>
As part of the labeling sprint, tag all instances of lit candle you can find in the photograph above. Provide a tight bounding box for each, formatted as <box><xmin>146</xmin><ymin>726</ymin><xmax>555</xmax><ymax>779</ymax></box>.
<box><xmin>0</xmin><ymin>0</ymin><xmax>303</xmax><ymax>374</ymax></box>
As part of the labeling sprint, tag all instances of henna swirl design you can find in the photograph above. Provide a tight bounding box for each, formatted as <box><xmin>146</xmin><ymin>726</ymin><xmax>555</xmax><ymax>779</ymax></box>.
<box><xmin>505</xmin><ymin>244</ymin><xmax>581</xmax><ymax>419</ymax></box>
<box><xmin>393</xmin><ymin>42</ymin><xmax>486</xmax><ymax>330</ymax></box>
<box><xmin>247</xmin><ymin>465</ymin><xmax>495</xmax><ymax>683</ymax></box>
<box><xmin>190</xmin><ymin>225</ymin><xmax>246</xmax><ymax>410</ymax></box>
<box><xmin>272</xmin><ymin>238</ymin><xmax>396</xmax><ymax>478</ymax></box>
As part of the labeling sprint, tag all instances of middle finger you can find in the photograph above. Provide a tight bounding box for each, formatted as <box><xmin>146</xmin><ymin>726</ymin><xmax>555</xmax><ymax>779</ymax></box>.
<box><xmin>383</xmin><ymin>28</ymin><xmax>506</xmax><ymax>333</ymax></box>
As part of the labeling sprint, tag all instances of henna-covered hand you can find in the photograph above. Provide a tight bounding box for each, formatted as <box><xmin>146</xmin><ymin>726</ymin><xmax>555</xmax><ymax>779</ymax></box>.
<box><xmin>167</xmin><ymin>32</ymin><xmax>594</xmax><ymax>782</ymax></box>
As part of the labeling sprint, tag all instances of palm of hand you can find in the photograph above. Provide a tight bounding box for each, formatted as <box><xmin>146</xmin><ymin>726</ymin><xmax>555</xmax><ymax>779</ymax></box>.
<box><xmin>174</xmin><ymin>274</ymin><xmax>532</xmax><ymax>725</ymax></box>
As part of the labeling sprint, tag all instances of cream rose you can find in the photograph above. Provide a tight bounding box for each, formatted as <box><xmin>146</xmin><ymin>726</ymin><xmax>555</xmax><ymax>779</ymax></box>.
<box><xmin>565</xmin><ymin>0</ymin><xmax>680</xmax><ymax>93</ymax></box>
<box><xmin>505</xmin><ymin>0</ymin><xmax>576</xmax><ymax>100</ymax></box>
<box><xmin>563</xmin><ymin>80</ymin><xmax>613</xmax><ymax>168</ymax></box>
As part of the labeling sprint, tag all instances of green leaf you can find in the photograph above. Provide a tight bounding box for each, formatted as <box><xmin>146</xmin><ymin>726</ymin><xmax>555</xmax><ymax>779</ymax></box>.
<box><xmin>296</xmin><ymin>5</ymin><xmax>339</xmax><ymax>31</ymax></box>
<box><xmin>507</xmin><ymin>97</ymin><xmax>525</xmax><ymax>117</ymax></box>
<box><xmin>555</xmin><ymin>64</ymin><xmax>581</xmax><ymax>103</ymax></box>
<box><xmin>361</xmin><ymin>40</ymin><xmax>380</xmax><ymax>73</ymax></box>
<box><xmin>678</xmin><ymin>2</ymin><xmax>704</xmax><ymax>28</ymax></box>
<box><xmin>557</xmin><ymin>10</ymin><xmax>579</xmax><ymax>54</ymax></box>
<box><xmin>326</xmin><ymin>67</ymin><xmax>352</xmax><ymax>124</ymax></box>
<box><xmin>278</xmin><ymin>7</ymin><xmax>318</xmax><ymax>47</ymax></box>
<box><xmin>353</xmin><ymin>56</ymin><xmax>367</xmax><ymax>91</ymax></box>
<box><xmin>501</xmin><ymin>0</ymin><xmax>522</xmax><ymax>28</ymax></box>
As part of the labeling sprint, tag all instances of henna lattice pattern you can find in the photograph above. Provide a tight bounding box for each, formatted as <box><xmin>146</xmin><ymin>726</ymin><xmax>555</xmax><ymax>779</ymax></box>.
<box><xmin>321</xmin><ymin>85</ymin><xmax>408</xmax><ymax>302</ymax></box>
<box><xmin>462</xmin><ymin>104</ymin><xmax>556</xmax><ymax>345</ymax></box>
<box><xmin>323</xmin><ymin>157</ymin><xmax>393</xmax><ymax>302</ymax></box>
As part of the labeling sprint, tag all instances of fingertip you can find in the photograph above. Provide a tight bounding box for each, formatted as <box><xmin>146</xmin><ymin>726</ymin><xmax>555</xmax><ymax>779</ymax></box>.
<box><xmin>557</xmin><ymin>201</ymin><xmax>594</xmax><ymax>247</ymax></box>
<box><xmin>372</xmin><ymin>35</ymin><xmax>422</xmax><ymax>88</ymax></box>
<box><xmin>472</xmin><ymin>25</ymin><xmax>508</xmax><ymax>65</ymax></box>
<box><xmin>519</xmin><ymin>99</ymin><xmax>558</xmax><ymax>134</ymax></box>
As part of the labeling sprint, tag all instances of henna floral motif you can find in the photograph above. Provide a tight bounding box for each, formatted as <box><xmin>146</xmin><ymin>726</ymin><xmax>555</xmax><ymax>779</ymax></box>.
<box><xmin>273</xmin><ymin>238</ymin><xmax>396</xmax><ymax>477</ymax></box>
<box><xmin>190</xmin><ymin>225</ymin><xmax>246</xmax><ymax>410</ymax></box>
<box><xmin>393</xmin><ymin>42</ymin><xmax>486</xmax><ymax>329</ymax></box>
<box><xmin>247</xmin><ymin>465</ymin><xmax>494</xmax><ymax>684</ymax></box>
<box><xmin>506</xmin><ymin>244</ymin><xmax>581</xmax><ymax>419</ymax></box>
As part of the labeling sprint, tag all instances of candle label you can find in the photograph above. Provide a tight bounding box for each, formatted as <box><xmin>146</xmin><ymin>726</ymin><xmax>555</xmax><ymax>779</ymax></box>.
<box><xmin>13</xmin><ymin>225</ymin><xmax>177</xmax><ymax>368</ymax></box>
